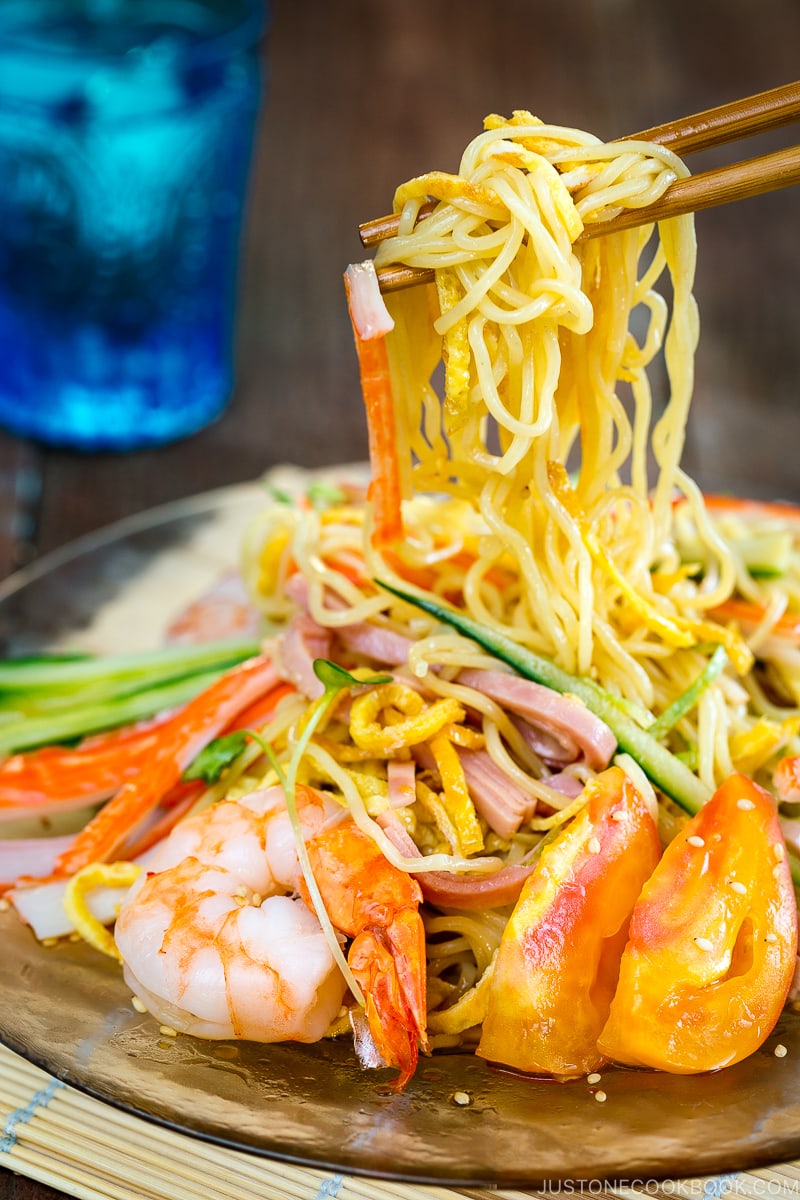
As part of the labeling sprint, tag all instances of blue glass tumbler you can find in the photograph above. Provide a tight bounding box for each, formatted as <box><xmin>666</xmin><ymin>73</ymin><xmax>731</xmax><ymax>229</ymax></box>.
<box><xmin>0</xmin><ymin>0</ymin><xmax>264</xmax><ymax>451</ymax></box>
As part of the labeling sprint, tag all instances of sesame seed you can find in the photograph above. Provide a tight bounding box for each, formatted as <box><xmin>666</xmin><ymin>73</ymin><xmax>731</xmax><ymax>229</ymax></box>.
<box><xmin>737</xmin><ymin>798</ymin><xmax>756</xmax><ymax>811</ymax></box>
<box><xmin>586</xmin><ymin>1073</ymin><xmax>602</xmax><ymax>1085</ymax></box>
<box><xmin>774</xmin><ymin>1044</ymin><xmax>788</xmax><ymax>1058</ymax></box>
<box><xmin>765</xmin><ymin>933</ymin><xmax>779</xmax><ymax>945</ymax></box>
<box><xmin>774</xmin><ymin>843</ymin><xmax>786</xmax><ymax>862</ymax></box>
<box><xmin>611</xmin><ymin>811</ymin><xmax>626</xmax><ymax>823</ymax></box>
<box><xmin>694</xmin><ymin>937</ymin><xmax>714</xmax><ymax>952</ymax></box>
<box><xmin>452</xmin><ymin>1091</ymin><xmax>471</xmax><ymax>1106</ymax></box>
<box><xmin>41</xmin><ymin>937</ymin><xmax>58</xmax><ymax>948</ymax></box>
<box><xmin>159</xmin><ymin>1025</ymin><xmax>178</xmax><ymax>1038</ymax></box>
<box><xmin>773</xmin><ymin>864</ymin><xmax>785</xmax><ymax>880</ymax></box>
<box><xmin>251</xmin><ymin>892</ymin><xmax>263</xmax><ymax>908</ymax></box>
<box><xmin>0</xmin><ymin>898</ymin><xmax>10</xmax><ymax>913</ymax></box>
<box><xmin>729</xmin><ymin>881</ymin><xmax>747</xmax><ymax>895</ymax></box>
<box><xmin>131</xmin><ymin>996</ymin><xmax>147</xmax><ymax>1014</ymax></box>
<box><xmin>687</xmin><ymin>835</ymin><xmax>705</xmax><ymax>848</ymax></box>
<box><xmin>234</xmin><ymin>885</ymin><xmax>248</xmax><ymax>899</ymax></box>
<box><xmin>594</xmin><ymin>1090</ymin><xmax>607</xmax><ymax>1103</ymax></box>
<box><xmin>588</xmin><ymin>837</ymin><xmax>601</xmax><ymax>854</ymax></box>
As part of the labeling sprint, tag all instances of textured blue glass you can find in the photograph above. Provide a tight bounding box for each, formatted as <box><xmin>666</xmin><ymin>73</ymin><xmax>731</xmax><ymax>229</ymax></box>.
<box><xmin>0</xmin><ymin>0</ymin><xmax>264</xmax><ymax>450</ymax></box>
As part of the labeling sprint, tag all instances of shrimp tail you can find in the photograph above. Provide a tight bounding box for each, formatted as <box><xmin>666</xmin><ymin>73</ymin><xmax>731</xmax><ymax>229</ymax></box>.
<box><xmin>304</xmin><ymin>818</ymin><xmax>428</xmax><ymax>1089</ymax></box>
<box><xmin>349</xmin><ymin>906</ymin><xmax>428</xmax><ymax>1090</ymax></box>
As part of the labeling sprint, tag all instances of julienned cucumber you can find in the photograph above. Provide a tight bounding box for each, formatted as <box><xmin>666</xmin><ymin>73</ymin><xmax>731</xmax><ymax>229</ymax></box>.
<box><xmin>0</xmin><ymin>638</ymin><xmax>262</xmax><ymax>754</ymax></box>
<box><xmin>377</xmin><ymin>579</ymin><xmax>710</xmax><ymax>816</ymax></box>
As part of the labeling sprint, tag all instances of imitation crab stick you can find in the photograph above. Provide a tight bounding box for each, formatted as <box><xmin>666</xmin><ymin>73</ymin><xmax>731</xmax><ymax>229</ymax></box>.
<box><xmin>0</xmin><ymin>683</ymin><xmax>294</xmax><ymax>823</ymax></box>
<box><xmin>701</xmin><ymin>494</ymin><xmax>800</xmax><ymax>524</ymax></box>
<box><xmin>344</xmin><ymin>262</ymin><xmax>404</xmax><ymax>548</ymax></box>
<box><xmin>0</xmin><ymin>722</ymin><xmax>167</xmax><ymax>819</ymax></box>
<box><xmin>53</xmin><ymin>655</ymin><xmax>281</xmax><ymax>878</ymax></box>
<box><xmin>710</xmin><ymin>597</ymin><xmax>800</xmax><ymax>643</ymax></box>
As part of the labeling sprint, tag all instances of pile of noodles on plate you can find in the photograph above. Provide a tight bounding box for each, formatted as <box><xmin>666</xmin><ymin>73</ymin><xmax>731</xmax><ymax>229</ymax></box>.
<box><xmin>10</xmin><ymin>110</ymin><xmax>800</xmax><ymax>1087</ymax></box>
<box><xmin>233</xmin><ymin>111</ymin><xmax>800</xmax><ymax>1073</ymax></box>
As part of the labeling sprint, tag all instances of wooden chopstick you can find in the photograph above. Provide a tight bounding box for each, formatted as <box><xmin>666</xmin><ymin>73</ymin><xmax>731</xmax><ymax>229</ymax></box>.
<box><xmin>361</xmin><ymin>81</ymin><xmax>800</xmax><ymax>292</ymax></box>
<box><xmin>626</xmin><ymin>79</ymin><xmax>800</xmax><ymax>153</ymax></box>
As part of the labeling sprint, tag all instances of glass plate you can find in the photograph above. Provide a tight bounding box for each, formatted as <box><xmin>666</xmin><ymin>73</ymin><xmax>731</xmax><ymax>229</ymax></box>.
<box><xmin>1</xmin><ymin>477</ymin><xmax>799</xmax><ymax>1188</ymax></box>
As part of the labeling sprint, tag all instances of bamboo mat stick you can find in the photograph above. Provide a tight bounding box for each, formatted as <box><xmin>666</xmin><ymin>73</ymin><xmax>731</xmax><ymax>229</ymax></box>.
<box><xmin>4</xmin><ymin>1044</ymin><xmax>800</xmax><ymax>1200</ymax></box>
<box><xmin>1</xmin><ymin>1084</ymin><xmax>459</xmax><ymax>1200</ymax></box>
<box><xmin>0</xmin><ymin>1055</ymin><xmax>459</xmax><ymax>1200</ymax></box>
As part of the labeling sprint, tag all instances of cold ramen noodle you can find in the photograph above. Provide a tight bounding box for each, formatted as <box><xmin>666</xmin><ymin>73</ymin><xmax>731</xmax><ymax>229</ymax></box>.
<box><xmin>5</xmin><ymin>111</ymin><xmax>800</xmax><ymax>1089</ymax></box>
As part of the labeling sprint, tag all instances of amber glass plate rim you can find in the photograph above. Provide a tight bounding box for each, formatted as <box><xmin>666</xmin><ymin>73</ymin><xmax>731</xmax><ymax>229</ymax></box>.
<box><xmin>1</xmin><ymin>476</ymin><xmax>799</xmax><ymax>1188</ymax></box>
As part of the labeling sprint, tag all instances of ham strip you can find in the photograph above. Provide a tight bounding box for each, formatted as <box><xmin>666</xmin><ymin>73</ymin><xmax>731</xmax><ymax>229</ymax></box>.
<box><xmin>388</xmin><ymin>760</ymin><xmax>416</xmax><ymax>808</ymax></box>
<box><xmin>337</xmin><ymin>622</ymin><xmax>414</xmax><ymax>666</ymax></box>
<box><xmin>284</xmin><ymin>571</ymin><xmax>345</xmax><ymax>615</ymax></box>
<box><xmin>458</xmin><ymin>748</ymin><xmax>537</xmax><ymax>840</ymax></box>
<box><xmin>414</xmin><ymin>863</ymin><xmax>534</xmax><ymax>910</ymax></box>
<box><xmin>273</xmin><ymin>615</ymin><xmax>331</xmax><ymax>698</ymax></box>
<box><xmin>285</xmin><ymin>571</ymin><xmax>414</xmax><ymax>667</ymax></box>
<box><xmin>166</xmin><ymin>571</ymin><xmax>262</xmax><ymax>644</ymax></box>
<box><xmin>511</xmin><ymin>714</ymin><xmax>573</xmax><ymax>766</ymax></box>
<box><xmin>378</xmin><ymin>811</ymin><xmax>533</xmax><ymax>910</ymax></box>
<box><xmin>545</xmin><ymin>771</ymin><xmax>585</xmax><ymax>799</ymax></box>
<box><xmin>458</xmin><ymin>668</ymin><xmax>616</xmax><ymax>771</ymax></box>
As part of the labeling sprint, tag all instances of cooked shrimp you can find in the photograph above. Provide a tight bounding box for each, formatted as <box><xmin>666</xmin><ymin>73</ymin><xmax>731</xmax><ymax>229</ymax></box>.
<box><xmin>114</xmin><ymin>783</ymin><xmax>428</xmax><ymax>1082</ymax></box>
<box><xmin>114</xmin><ymin>785</ymin><xmax>348</xmax><ymax>1042</ymax></box>
<box><xmin>304</xmin><ymin>820</ymin><xmax>428</xmax><ymax>1089</ymax></box>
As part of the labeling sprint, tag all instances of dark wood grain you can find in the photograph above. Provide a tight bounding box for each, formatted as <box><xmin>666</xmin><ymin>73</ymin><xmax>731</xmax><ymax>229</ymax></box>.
<box><xmin>2</xmin><ymin>0</ymin><xmax>800</xmax><ymax>1195</ymax></box>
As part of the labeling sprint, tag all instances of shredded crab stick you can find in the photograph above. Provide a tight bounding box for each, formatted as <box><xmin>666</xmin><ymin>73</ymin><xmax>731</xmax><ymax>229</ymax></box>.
<box><xmin>344</xmin><ymin>262</ymin><xmax>404</xmax><ymax>547</ymax></box>
<box><xmin>701</xmin><ymin>495</ymin><xmax>800</xmax><ymax>524</ymax></box>
<box><xmin>303</xmin><ymin>819</ymin><xmax>428</xmax><ymax>1090</ymax></box>
<box><xmin>711</xmin><ymin>597</ymin><xmax>800</xmax><ymax>643</ymax></box>
<box><xmin>52</xmin><ymin>655</ymin><xmax>281</xmax><ymax>878</ymax></box>
<box><xmin>0</xmin><ymin>681</ymin><xmax>296</xmax><ymax>825</ymax></box>
<box><xmin>0</xmin><ymin>721</ymin><xmax>166</xmax><ymax>819</ymax></box>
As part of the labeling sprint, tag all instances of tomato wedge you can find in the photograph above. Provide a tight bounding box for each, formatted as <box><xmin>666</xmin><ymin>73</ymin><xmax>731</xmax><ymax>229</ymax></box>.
<box><xmin>477</xmin><ymin>766</ymin><xmax>661</xmax><ymax>1078</ymax></box>
<box><xmin>598</xmin><ymin>773</ymin><xmax>798</xmax><ymax>1073</ymax></box>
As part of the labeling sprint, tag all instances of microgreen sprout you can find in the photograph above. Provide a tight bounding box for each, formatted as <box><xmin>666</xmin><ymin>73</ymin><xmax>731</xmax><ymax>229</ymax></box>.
<box><xmin>183</xmin><ymin>731</ymin><xmax>250</xmax><ymax>784</ymax></box>
<box><xmin>266</xmin><ymin>485</ymin><xmax>293</xmax><ymax>505</ymax></box>
<box><xmin>306</xmin><ymin>481</ymin><xmax>349</xmax><ymax>511</ymax></box>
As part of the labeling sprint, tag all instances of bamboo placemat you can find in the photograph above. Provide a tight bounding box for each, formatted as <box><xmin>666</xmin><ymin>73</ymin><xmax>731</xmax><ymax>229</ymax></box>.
<box><xmin>1</xmin><ymin>1043</ymin><xmax>799</xmax><ymax>1200</ymax></box>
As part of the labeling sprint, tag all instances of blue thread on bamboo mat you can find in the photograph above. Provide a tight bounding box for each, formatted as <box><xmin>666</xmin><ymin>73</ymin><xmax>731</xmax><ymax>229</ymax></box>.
<box><xmin>313</xmin><ymin>1174</ymin><xmax>344</xmax><ymax>1199</ymax></box>
<box><xmin>0</xmin><ymin>1077</ymin><xmax>65</xmax><ymax>1153</ymax></box>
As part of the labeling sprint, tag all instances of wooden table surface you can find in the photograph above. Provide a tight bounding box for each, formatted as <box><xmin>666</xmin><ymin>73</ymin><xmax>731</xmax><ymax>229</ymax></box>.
<box><xmin>1</xmin><ymin>0</ymin><xmax>799</xmax><ymax>1196</ymax></box>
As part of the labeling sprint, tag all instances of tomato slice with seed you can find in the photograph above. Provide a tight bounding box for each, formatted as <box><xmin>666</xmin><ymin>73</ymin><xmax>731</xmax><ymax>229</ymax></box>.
<box><xmin>477</xmin><ymin>766</ymin><xmax>661</xmax><ymax>1078</ymax></box>
<box><xmin>598</xmin><ymin>773</ymin><xmax>798</xmax><ymax>1073</ymax></box>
